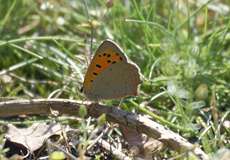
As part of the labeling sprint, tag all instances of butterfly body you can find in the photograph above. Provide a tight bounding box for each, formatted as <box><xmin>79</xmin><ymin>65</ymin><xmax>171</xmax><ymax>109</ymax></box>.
<box><xmin>82</xmin><ymin>39</ymin><xmax>141</xmax><ymax>100</ymax></box>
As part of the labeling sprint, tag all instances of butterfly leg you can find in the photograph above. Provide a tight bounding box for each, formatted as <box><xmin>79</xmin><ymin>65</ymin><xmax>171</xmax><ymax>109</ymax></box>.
<box><xmin>118</xmin><ymin>98</ymin><xmax>124</xmax><ymax>108</ymax></box>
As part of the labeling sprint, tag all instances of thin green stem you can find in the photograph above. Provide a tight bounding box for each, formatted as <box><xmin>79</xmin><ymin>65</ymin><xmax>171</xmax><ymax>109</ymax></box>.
<box><xmin>0</xmin><ymin>0</ymin><xmax>17</xmax><ymax>29</ymax></box>
<box><xmin>174</xmin><ymin>0</ymin><xmax>212</xmax><ymax>34</ymax></box>
<box><xmin>130</xmin><ymin>101</ymin><xmax>195</xmax><ymax>134</ymax></box>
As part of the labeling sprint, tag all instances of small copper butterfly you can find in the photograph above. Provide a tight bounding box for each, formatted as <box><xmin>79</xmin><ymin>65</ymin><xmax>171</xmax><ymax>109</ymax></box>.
<box><xmin>82</xmin><ymin>39</ymin><xmax>141</xmax><ymax>100</ymax></box>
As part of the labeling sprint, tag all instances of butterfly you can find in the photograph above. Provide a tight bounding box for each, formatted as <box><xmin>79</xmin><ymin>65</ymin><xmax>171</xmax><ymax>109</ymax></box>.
<box><xmin>82</xmin><ymin>39</ymin><xmax>141</xmax><ymax>100</ymax></box>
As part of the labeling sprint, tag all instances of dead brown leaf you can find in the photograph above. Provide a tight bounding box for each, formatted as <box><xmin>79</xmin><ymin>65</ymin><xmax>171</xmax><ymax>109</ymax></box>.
<box><xmin>5</xmin><ymin>123</ymin><xmax>69</xmax><ymax>152</ymax></box>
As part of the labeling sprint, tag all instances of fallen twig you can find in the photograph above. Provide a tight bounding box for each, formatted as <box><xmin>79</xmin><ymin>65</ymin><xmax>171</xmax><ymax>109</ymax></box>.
<box><xmin>0</xmin><ymin>99</ymin><xmax>209</xmax><ymax>160</ymax></box>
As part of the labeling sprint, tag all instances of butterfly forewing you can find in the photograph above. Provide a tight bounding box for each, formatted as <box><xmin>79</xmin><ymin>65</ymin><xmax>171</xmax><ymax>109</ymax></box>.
<box><xmin>82</xmin><ymin>39</ymin><xmax>140</xmax><ymax>100</ymax></box>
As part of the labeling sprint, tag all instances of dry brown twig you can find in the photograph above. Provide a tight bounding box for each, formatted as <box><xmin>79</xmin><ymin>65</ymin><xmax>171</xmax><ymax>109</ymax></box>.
<box><xmin>98</xmin><ymin>139</ymin><xmax>132</xmax><ymax>160</ymax></box>
<box><xmin>0</xmin><ymin>99</ymin><xmax>209</xmax><ymax>160</ymax></box>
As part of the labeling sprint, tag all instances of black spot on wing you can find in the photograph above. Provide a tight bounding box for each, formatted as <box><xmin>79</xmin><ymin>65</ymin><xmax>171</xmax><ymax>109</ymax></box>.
<box><xmin>112</xmin><ymin>61</ymin><xmax>116</xmax><ymax>64</ymax></box>
<box><xmin>103</xmin><ymin>53</ymin><xmax>106</xmax><ymax>56</ymax></box>
<box><xmin>93</xmin><ymin>72</ymin><xmax>98</xmax><ymax>75</ymax></box>
<box><xmin>107</xmin><ymin>60</ymin><xmax>111</xmax><ymax>63</ymax></box>
<box><xmin>96</xmin><ymin>64</ymin><xmax>101</xmax><ymax>68</ymax></box>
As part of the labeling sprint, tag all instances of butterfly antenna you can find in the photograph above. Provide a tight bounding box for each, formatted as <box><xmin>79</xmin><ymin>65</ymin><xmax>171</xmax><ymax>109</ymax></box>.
<box><xmin>82</xmin><ymin>0</ymin><xmax>93</xmax><ymax>63</ymax></box>
<box><xmin>90</xmin><ymin>24</ymin><xmax>94</xmax><ymax>57</ymax></box>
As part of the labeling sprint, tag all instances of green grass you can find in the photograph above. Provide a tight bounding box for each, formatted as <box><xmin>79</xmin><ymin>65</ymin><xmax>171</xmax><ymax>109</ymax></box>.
<box><xmin>0</xmin><ymin>0</ymin><xmax>229</xmax><ymax>159</ymax></box>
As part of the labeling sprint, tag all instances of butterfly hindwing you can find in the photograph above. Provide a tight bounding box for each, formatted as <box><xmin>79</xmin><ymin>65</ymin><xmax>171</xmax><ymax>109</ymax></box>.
<box><xmin>88</xmin><ymin>61</ymin><xmax>140</xmax><ymax>100</ymax></box>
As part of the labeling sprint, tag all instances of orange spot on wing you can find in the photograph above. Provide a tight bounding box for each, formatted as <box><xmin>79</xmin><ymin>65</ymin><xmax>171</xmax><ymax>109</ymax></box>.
<box><xmin>83</xmin><ymin>49</ymin><xmax>123</xmax><ymax>91</ymax></box>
